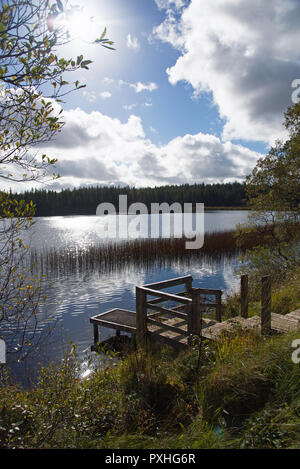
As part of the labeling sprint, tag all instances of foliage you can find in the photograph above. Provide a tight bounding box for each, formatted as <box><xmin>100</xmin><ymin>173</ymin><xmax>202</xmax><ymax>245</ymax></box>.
<box><xmin>236</xmin><ymin>103</ymin><xmax>300</xmax><ymax>280</ymax></box>
<box><xmin>11</xmin><ymin>182</ymin><xmax>247</xmax><ymax>216</ymax></box>
<box><xmin>2</xmin><ymin>324</ymin><xmax>300</xmax><ymax>448</ymax></box>
<box><xmin>0</xmin><ymin>0</ymin><xmax>113</xmax><ymax>183</ymax></box>
<box><xmin>240</xmin><ymin>409</ymin><xmax>290</xmax><ymax>449</ymax></box>
<box><xmin>0</xmin><ymin>0</ymin><xmax>113</xmax><ymax>359</ymax></box>
<box><xmin>0</xmin><ymin>191</ymin><xmax>52</xmax><ymax>360</ymax></box>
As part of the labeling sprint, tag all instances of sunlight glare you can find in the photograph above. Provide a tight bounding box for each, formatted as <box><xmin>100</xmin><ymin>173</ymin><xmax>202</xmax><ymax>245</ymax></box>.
<box><xmin>61</xmin><ymin>5</ymin><xmax>106</xmax><ymax>43</ymax></box>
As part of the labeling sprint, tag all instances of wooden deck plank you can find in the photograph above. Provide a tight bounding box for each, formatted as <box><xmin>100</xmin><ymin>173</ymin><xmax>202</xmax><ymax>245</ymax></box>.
<box><xmin>271</xmin><ymin>313</ymin><xmax>300</xmax><ymax>332</ymax></box>
<box><xmin>90</xmin><ymin>309</ymin><xmax>137</xmax><ymax>333</ymax></box>
<box><xmin>90</xmin><ymin>307</ymin><xmax>300</xmax><ymax>349</ymax></box>
<box><xmin>286</xmin><ymin>309</ymin><xmax>300</xmax><ymax>321</ymax></box>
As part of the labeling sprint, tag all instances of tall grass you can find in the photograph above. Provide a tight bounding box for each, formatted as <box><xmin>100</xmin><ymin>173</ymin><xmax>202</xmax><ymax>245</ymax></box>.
<box><xmin>28</xmin><ymin>229</ymin><xmax>269</xmax><ymax>275</ymax></box>
<box><xmin>2</xmin><ymin>327</ymin><xmax>300</xmax><ymax>449</ymax></box>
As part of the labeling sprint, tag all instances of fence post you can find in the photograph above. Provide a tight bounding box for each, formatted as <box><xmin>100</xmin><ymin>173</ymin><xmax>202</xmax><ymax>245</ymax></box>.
<box><xmin>186</xmin><ymin>302</ymin><xmax>193</xmax><ymax>346</ymax></box>
<box><xmin>185</xmin><ymin>277</ymin><xmax>193</xmax><ymax>297</ymax></box>
<box><xmin>191</xmin><ymin>288</ymin><xmax>201</xmax><ymax>335</ymax></box>
<box><xmin>261</xmin><ymin>275</ymin><xmax>272</xmax><ymax>335</ymax></box>
<box><xmin>216</xmin><ymin>291</ymin><xmax>222</xmax><ymax>322</ymax></box>
<box><xmin>136</xmin><ymin>287</ymin><xmax>147</xmax><ymax>348</ymax></box>
<box><xmin>241</xmin><ymin>274</ymin><xmax>249</xmax><ymax>319</ymax></box>
<box><xmin>93</xmin><ymin>324</ymin><xmax>99</xmax><ymax>346</ymax></box>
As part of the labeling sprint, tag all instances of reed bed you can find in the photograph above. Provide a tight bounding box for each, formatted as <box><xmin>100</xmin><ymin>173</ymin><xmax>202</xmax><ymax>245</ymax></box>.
<box><xmin>28</xmin><ymin>228</ymin><xmax>268</xmax><ymax>275</ymax></box>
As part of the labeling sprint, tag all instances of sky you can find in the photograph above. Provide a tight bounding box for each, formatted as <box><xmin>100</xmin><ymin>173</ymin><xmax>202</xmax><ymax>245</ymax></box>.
<box><xmin>7</xmin><ymin>0</ymin><xmax>300</xmax><ymax>191</ymax></box>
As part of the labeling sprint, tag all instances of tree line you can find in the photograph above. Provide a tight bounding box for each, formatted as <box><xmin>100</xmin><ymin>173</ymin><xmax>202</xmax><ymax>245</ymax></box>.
<box><xmin>10</xmin><ymin>182</ymin><xmax>247</xmax><ymax>216</ymax></box>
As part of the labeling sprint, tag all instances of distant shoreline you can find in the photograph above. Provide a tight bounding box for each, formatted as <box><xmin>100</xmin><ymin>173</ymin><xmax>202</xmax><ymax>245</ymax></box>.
<box><xmin>30</xmin><ymin>206</ymin><xmax>248</xmax><ymax>217</ymax></box>
<box><xmin>204</xmin><ymin>206</ymin><xmax>247</xmax><ymax>211</ymax></box>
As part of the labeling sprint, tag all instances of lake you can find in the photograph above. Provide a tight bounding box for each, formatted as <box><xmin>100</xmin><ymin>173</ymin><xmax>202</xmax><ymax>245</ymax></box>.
<box><xmin>3</xmin><ymin>210</ymin><xmax>249</xmax><ymax>381</ymax></box>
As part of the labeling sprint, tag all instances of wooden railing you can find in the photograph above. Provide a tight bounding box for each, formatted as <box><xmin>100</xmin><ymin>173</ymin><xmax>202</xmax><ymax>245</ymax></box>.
<box><xmin>136</xmin><ymin>275</ymin><xmax>222</xmax><ymax>347</ymax></box>
<box><xmin>197</xmin><ymin>288</ymin><xmax>222</xmax><ymax>322</ymax></box>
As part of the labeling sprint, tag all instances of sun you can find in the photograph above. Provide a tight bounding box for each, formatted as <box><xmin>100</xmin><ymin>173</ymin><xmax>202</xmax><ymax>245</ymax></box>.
<box><xmin>62</xmin><ymin>6</ymin><xmax>98</xmax><ymax>42</ymax></box>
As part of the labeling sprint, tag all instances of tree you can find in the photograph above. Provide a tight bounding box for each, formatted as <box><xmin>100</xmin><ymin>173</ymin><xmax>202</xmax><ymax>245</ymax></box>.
<box><xmin>237</xmin><ymin>103</ymin><xmax>300</xmax><ymax>281</ymax></box>
<box><xmin>0</xmin><ymin>0</ymin><xmax>113</xmax><ymax>360</ymax></box>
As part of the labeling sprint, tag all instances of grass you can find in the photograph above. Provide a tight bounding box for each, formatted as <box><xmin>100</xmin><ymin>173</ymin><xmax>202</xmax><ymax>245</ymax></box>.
<box><xmin>28</xmin><ymin>228</ymin><xmax>271</xmax><ymax>275</ymax></box>
<box><xmin>2</xmin><ymin>239</ymin><xmax>300</xmax><ymax>449</ymax></box>
<box><xmin>1</xmin><ymin>320</ymin><xmax>300</xmax><ymax>449</ymax></box>
<box><xmin>222</xmin><ymin>266</ymin><xmax>300</xmax><ymax>320</ymax></box>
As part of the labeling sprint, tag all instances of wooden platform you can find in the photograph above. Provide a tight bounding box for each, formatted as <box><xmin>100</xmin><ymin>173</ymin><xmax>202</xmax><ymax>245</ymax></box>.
<box><xmin>91</xmin><ymin>308</ymin><xmax>300</xmax><ymax>348</ymax></box>
<box><xmin>201</xmin><ymin>311</ymin><xmax>300</xmax><ymax>340</ymax></box>
<box><xmin>90</xmin><ymin>308</ymin><xmax>218</xmax><ymax>348</ymax></box>
<box><xmin>90</xmin><ymin>308</ymin><xmax>137</xmax><ymax>333</ymax></box>
<box><xmin>90</xmin><ymin>276</ymin><xmax>300</xmax><ymax>350</ymax></box>
<box><xmin>147</xmin><ymin>316</ymin><xmax>217</xmax><ymax>349</ymax></box>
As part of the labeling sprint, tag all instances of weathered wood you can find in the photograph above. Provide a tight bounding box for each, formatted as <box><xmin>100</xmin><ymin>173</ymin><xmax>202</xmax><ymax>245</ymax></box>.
<box><xmin>191</xmin><ymin>288</ymin><xmax>201</xmax><ymax>335</ymax></box>
<box><xmin>90</xmin><ymin>309</ymin><xmax>136</xmax><ymax>333</ymax></box>
<box><xmin>136</xmin><ymin>287</ymin><xmax>147</xmax><ymax>348</ymax></box>
<box><xmin>186</xmin><ymin>302</ymin><xmax>193</xmax><ymax>345</ymax></box>
<box><xmin>147</xmin><ymin>303</ymin><xmax>188</xmax><ymax>320</ymax></box>
<box><xmin>286</xmin><ymin>309</ymin><xmax>300</xmax><ymax>321</ymax></box>
<box><xmin>241</xmin><ymin>274</ymin><xmax>249</xmax><ymax>319</ymax></box>
<box><xmin>215</xmin><ymin>291</ymin><xmax>222</xmax><ymax>322</ymax></box>
<box><xmin>146</xmin><ymin>297</ymin><xmax>168</xmax><ymax>306</ymax></box>
<box><xmin>199</xmin><ymin>288</ymin><xmax>222</xmax><ymax>296</ymax></box>
<box><xmin>139</xmin><ymin>286</ymin><xmax>192</xmax><ymax>304</ymax></box>
<box><xmin>261</xmin><ymin>275</ymin><xmax>271</xmax><ymax>335</ymax></box>
<box><xmin>143</xmin><ymin>275</ymin><xmax>193</xmax><ymax>290</ymax></box>
<box><xmin>170</xmin><ymin>304</ymin><xmax>186</xmax><ymax>312</ymax></box>
<box><xmin>199</xmin><ymin>302</ymin><xmax>218</xmax><ymax>308</ymax></box>
<box><xmin>185</xmin><ymin>277</ymin><xmax>193</xmax><ymax>296</ymax></box>
<box><xmin>147</xmin><ymin>317</ymin><xmax>188</xmax><ymax>336</ymax></box>
<box><xmin>91</xmin><ymin>276</ymin><xmax>300</xmax><ymax>352</ymax></box>
<box><xmin>148</xmin><ymin>330</ymin><xmax>187</xmax><ymax>350</ymax></box>
<box><xmin>271</xmin><ymin>313</ymin><xmax>300</xmax><ymax>332</ymax></box>
<box><xmin>93</xmin><ymin>324</ymin><xmax>99</xmax><ymax>345</ymax></box>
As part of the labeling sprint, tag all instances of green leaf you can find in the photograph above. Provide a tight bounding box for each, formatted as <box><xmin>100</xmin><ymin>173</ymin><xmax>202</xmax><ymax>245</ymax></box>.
<box><xmin>100</xmin><ymin>27</ymin><xmax>107</xmax><ymax>40</ymax></box>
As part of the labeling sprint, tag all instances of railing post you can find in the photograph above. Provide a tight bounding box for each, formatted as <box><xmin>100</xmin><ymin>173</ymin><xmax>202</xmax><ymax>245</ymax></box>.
<box><xmin>185</xmin><ymin>276</ymin><xmax>193</xmax><ymax>297</ymax></box>
<box><xmin>136</xmin><ymin>287</ymin><xmax>147</xmax><ymax>348</ymax></box>
<box><xmin>93</xmin><ymin>324</ymin><xmax>99</xmax><ymax>346</ymax></box>
<box><xmin>216</xmin><ymin>291</ymin><xmax>222</xmax><ymax>322</ymax></box>
<box><xmin>261</xmin><ymin>275</ymin><xmax>272</xmax><ymax>335</ymax></box>
<box><xmin>241</xmin><ymin>274</ymin><xmax>248</xmax><ymax>319</ymax></box>
<box><xmin>186</xmin><ymin>302</ymin><xmax>193</xmax><ymax>346</ymax></box>
<box><xmin>191</xmin><ymin>288</ymin><xmax>201</xmax><ymax>335</ymax></box>
<box><xmin>187</xmin><ymin>288</ymin><xmax>201</xmax><ymax>346</ymax></box>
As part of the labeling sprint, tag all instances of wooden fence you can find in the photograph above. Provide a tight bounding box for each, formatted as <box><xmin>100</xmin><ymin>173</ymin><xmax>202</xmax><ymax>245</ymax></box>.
<box><xmin>136</xmin><ymin>275</ymin><xmax>222</xmax><ymax>347</ymax></box>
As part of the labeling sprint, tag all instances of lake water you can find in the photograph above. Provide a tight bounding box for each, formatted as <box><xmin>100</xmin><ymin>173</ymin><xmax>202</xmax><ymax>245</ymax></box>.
<box><xmin>3</xmin><ymin>210</ymin><xmax>249</xmax><ymax>381</ymax></box>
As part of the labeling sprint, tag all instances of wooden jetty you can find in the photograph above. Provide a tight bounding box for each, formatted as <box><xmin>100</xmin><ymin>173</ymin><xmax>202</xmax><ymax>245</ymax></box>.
<box><xmin>90</xmin><ymin>274</ymin><xmax>300</xmax><ymax>350</ymax></box>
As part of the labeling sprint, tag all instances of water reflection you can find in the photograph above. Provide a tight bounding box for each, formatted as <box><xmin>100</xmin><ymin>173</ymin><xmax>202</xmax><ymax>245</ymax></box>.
<box><xmin>3</xmin><ymin>211</ymin><xmax>248</xmax><ymax>382</ymax></box>
<box><xmin>24</xmin><ymin>211</ymin><xmax>249</xmax><ymax>250</ymax></box>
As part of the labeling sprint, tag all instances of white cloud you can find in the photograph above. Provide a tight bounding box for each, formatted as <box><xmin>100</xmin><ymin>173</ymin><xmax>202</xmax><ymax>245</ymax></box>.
<box><xmin>153</xmin><ymin>0</ymin><xmax>300</xmax><ymax>144</ymax></box>
<box><xmin>12</xmin><ymin>108</ymin><xmax>262</xmax><ymax>192</ymax></box>
<box><xmin>127</xmin><ymin>33</ymin><xmax>140</xmax><ymax>51</ymax></box>
<box><xmin>103</xmin><ymin>77</ymin><xmax>114</xmax><ymax>85</ymax></box>
<box><xmin>123</xmin><ymin>103</ymin><xmax>137</xmax><ymax>111</ymax></box>
<box><xmin>83</xmin><ymin>90</ymin><xmax>97</xmax><ymax>103</ymax></box>
<box><xmin>154</xmin><ymin>0</ymin><xmax>187</xmax><ymax>10</ymax></box>
<box><xmin>99</xmin><ymin>91</ymin><xmax>112</xmax><ymax>100</ymax></box>
<box><xmin>149</xmin><ymin>126</ymin><xmax>158</xmax><ymax>134</ymax></box>
<box><xmin>83</xmin><ymin>90</ymin><xmax>112</xmax><ymax>102</ymax></box>
<box><xmin>119</xmin><ymin>80</ymin><xmax>158</xmax><ymax>93</ymax></box>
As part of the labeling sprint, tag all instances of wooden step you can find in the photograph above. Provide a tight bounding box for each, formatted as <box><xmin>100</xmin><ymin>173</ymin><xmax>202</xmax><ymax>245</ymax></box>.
<box><xmin>202</xmin><ymin>316</ymin><xmax>253</xmax><ymax>340</ymax></box>
<box><xmin>286</xmin><ymin>309</ymin><xmax>300</xmax><ymax>322</ymax></box>
<box><xmin>271</xmin><ymin>312</ymin><xmax>300</xmax><ymax>333</ymax></box>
